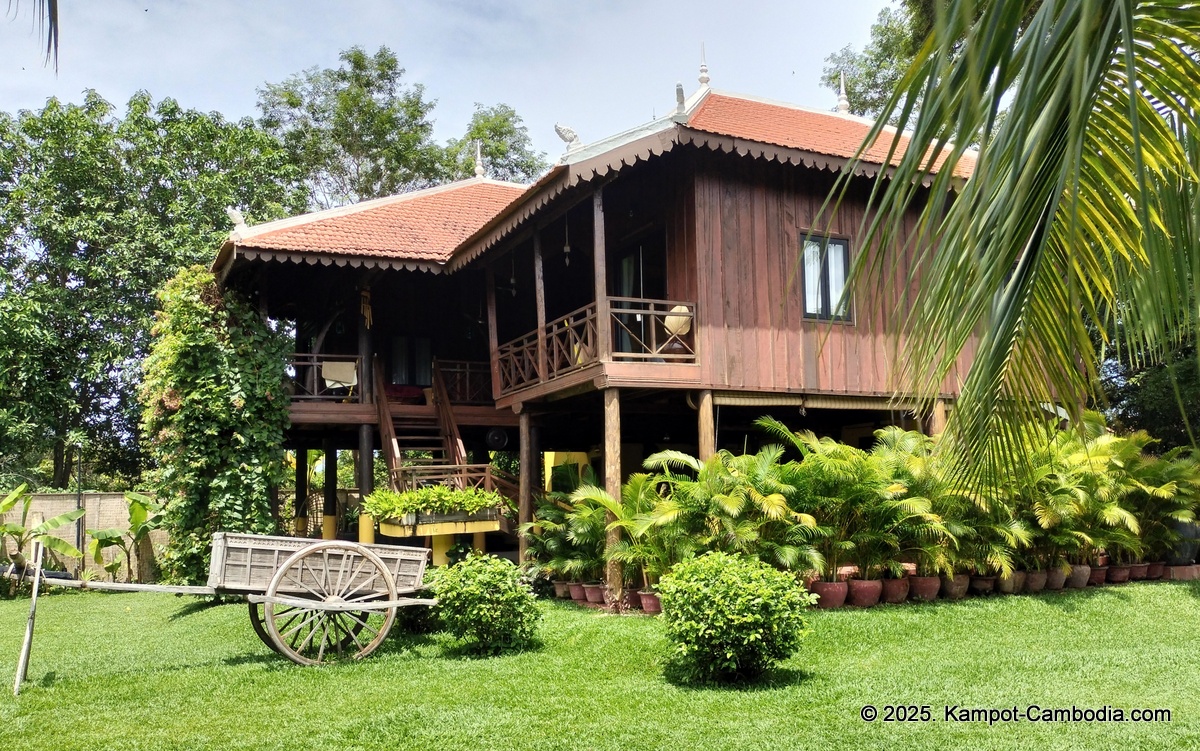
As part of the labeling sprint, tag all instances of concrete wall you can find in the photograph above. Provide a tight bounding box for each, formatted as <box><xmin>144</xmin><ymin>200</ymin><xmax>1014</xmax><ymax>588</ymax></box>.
<box><xmin>1</xmin><ymin>493</ymin><xmax>166</xmax><ymax>579</ymax></box>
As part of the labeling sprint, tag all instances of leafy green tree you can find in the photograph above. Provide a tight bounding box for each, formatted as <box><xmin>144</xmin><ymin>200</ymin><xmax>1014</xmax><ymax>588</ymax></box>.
<box><xmin>840</xmin><ymin>0</ymin><xmax>1200</xmax><ymax>485</ymax></box>
<box><xmin>1103</xmin><ymin>340</ymin><xmax>1200</xmax><ymax>451</ymax></box>
<box><xmin>445</xmin><ymin>103</ymin><xmax>548</xmax><ymax>183</ymax></box>
<box><xmin>140</xmin><ymin>266</ymin><xmax>292</xmax><ymax>584</ymax></box>
<box><xmin>258</xmin><ymin>45</ymin><xmax>445</xmax><ymax>208</ymax></box>
<box><xmin>0</xmin><ymin>92</ymin><xmax>306</xmax><ymax>489</ymax></box>
<box><xmin>822</xmin><ymin>2</ymin><xmax>922</xmax><ymax>119</ymax></box>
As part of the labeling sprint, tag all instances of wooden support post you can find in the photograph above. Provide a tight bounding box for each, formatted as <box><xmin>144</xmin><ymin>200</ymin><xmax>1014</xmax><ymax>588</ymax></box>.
<box><xmin>322</xmin><ymin>439</ymin><xmax>338</xmax><ymax>540</ymax></box>
<box><xmin>929</xmin><ymin>399</ymin><xmax>948</xmax><ymax>436</ymax></box>
<box><xmin>486</xmin><ymin>267</ymin><xmax>501</xmax><ymax>400</ymax></box>
<box><xmin>13</xmin><ymin>541</ymin><xmax>44</xmax><ymax>696</ymax></box>
<box><xmin>593</xmin><ymin>188</ymin><xmax>611</xmax><ymax>361</ymax></box>
<box><xmin>518</xmin><ymin>411</ymin><xmax>533</xmax><ymax>563</ymax></box>
<box><xmin>697</xmin><ymin>389</ymin><xmax>716</xmax><ymax>460</ymax></box>
<box><xmin>603</xmin><ymin>388</ymin><xmax>622</xmax><ymax>598</ymax></box>
<box><xmin>533</xmin><ymin>230</ymin><xmax>548</xmax><ymax>381</ymax></box>
<box><xmin>294</xmin><ymin>447</ymin><xmax>308</xmax><ymax>537</ymax></box>
<box><xmin>357</xmin><ymin>424</ymin><xmax>373</xmax><ymax>499</ymax></box>
<box><xmin>358</xmin><ymin>285</ymin><xmax>373</xmax><ymax>404</ymax></box>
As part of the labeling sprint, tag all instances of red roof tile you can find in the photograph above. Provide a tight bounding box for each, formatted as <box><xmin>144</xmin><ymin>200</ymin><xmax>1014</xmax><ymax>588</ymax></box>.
<box><xmin>687</xmin><ymin>92</ymin><xmax>974</xmax><ymax>178</ymax></box>
<box><xmin>235</xmin><ymin>178</ymin><xmax>527</xmax><ymax>262</ymax></box>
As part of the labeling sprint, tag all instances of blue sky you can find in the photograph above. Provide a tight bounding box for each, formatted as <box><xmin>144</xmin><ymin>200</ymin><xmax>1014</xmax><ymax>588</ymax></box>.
<box><xmin>1</xmin><ymin>0</ymin><xmax>887</xmax><ymax>161</ymax></box>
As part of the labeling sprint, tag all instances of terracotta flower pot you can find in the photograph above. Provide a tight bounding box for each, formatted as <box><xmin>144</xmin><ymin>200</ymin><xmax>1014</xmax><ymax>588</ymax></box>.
<box><xmin>583</xmin><ymin>582</ymin><xmax>606</xmax><ymax>603</ymax></box>
<box><xmin>1046</xmin><ymin>568</ymin><xmax>1067</xmax><ymax>590</ymax></box>
<box><xmin>940</xmin><ymin>573</ymin><xmax>970</xmax><ymax>600</ymax></box>
<box><xmin>568</xmin><ymin>582</ymin><xmax>587</xmax><ymax>601</ymax></box>
<box><xmin>638</xmin><ymin>590</ymin><xmax>662</xmax><ymax>614</ymax></box>
<box><xmin>1087</xmin><ymin>566</ymin><xmax>1108</xmax><ymax>586</ymax></box>
<box><xmin>1107</xmin><ymin>565</ymin><xmax>1131</xmax><ymax>584</ymax></box>
<box><xmin>624</xmin><ymin>587</ymin><xmax>642</xmax><ymax>609</ymax></box>
<box><xmin>881</xmin><ymin>576</ymin><xmax>910</xmax><ymax>604</ymax></box>
<box><xmin>1024</xmin><ymin>570</ymin><xmax>1048</xmax><ymax>593</ymax></box>
<box><xmin>1129</xmin><ymin>562</ymin><xmax>1149</xmax><ymax>581</ymax></box>
<box><xmin>810</xmin><ymin>580</ymin><xmax>848</xmax><ymax>609</ymax></box>
<box><xmin>552</xmin><ymin>581</ymin><xmax>571</xmax><ymax>598</ymax></box>
<box><xmin>997</xmin><ymin>570</ymin><xmax>1026</xmax><ymax>594</ymax></box>
<box><xmin>1066</xmin><ymin>564</ymin><xmax>1090</xmax><ymax>589</ymax></box>
<box><xmin>847</xmin><ymin>578</ymin><xmax>883</xmax><ymax>607</ymax></box>
<box><xmin>1145</xmin><ymin>562</ymin><xmax>1165</xmax><ymax>580</ymax></box>
<box><xmin>969</xmin><ymin>575</ymin><xmax>996</xmax><ymax>595</ymax></box>
<box><xmin>908</xmin><ymin>575</ymin><xmax>941</xmax><ymax>602</ymax></box>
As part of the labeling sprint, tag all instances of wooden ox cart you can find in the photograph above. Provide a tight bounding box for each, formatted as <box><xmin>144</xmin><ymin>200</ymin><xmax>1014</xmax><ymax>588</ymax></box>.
<box><xmin>7</xmin><ymin>533</ymin><xmax>434</xmax><ymax>672</ymax></box>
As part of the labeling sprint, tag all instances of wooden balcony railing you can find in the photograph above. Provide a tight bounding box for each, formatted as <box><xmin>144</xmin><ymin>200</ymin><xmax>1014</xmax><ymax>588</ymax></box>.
<box><xmin>392</xmin><ymin>463</ymin><xmax>520</xmax><ymax>501</ymax></box>
<box><xmin>287</xmin><ymin>353</ymin><xmax>364</xmax><ymax>402</ymax></box>
<box><xmin>494</xmin><ymin>298</ymin><xmax>695</xmax><ymax>395</ymax></box>
<box><xmin>609</xmin><ymin>297</ymin><xmax>696</xmax><ymax>362</ymax></box>
<box><xmin>546</xmin><ymin>303</ymin><xmax>598</xmax><ymax>379</ymax></box>
<box><xmin>437</xmin><ymin>360</ymin><xmax>492</xmax><ymax>404</ymax></box>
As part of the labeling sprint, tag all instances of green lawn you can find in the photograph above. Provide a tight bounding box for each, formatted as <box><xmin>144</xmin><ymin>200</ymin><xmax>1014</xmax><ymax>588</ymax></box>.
<box><xmin>2</xmin><ymin>583</ymin><xmax>1199</xmax><ymax>750</ymax></box>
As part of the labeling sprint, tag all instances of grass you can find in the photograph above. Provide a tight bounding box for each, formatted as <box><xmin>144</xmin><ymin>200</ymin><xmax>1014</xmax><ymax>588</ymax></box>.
<box><xmin>2</xmin><ymin>583</ymin><xmax>1200</xmax><ymax>750</ymax></box>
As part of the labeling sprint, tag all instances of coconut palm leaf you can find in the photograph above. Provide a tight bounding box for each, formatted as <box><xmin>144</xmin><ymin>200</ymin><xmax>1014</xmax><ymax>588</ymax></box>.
<box><xmin>829</xmin><ymin>0</ymin><xmax>1200</xmax><ymax>489</ymax></box>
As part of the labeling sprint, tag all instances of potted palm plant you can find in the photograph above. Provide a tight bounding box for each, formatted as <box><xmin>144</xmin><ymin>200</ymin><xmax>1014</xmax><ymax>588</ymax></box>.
<box><xmin>1127</xmin><ymin>447</ymin><xmax>1199</xmax><ymax>580</ymax></box>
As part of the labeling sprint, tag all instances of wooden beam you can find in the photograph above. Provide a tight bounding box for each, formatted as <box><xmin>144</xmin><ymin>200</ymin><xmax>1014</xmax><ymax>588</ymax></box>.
<box><xmin>358</xmin><ymin>424</ymin><xmax>373</xmax><ymax>498</ymax></box>
<box><xmin>486</xmin><ymin>267</ymin><xmax>501</xmax><ymax>401</ymax></box>
<box><xmin>294</xmin><ymin>448</ymin><xmax>308</xmax><ymax>537</ymax></box>
<box><xmin>697</xmin><ymin>389</ymin><xmax>716</xmax><ymax>459</ymax></box>
<box><xmin>533</xmin><ymin>230</ymin><xmax>548</xmax><ymax>380</ymax></box>
<box><xmin>518</xmin><ymin>411</ymin><xmax>533</xmax><ymax>563</ymax></box>
<box><xmin>322</xmin><ymin>439</ymin><xmax>337</xmax><ymax>540</ymax></box>
<box><xmin>593</xmin><ymin>188</ymin><xmax>611</xmax><ymax>362</ymax></box>
<box><xmin>928</xmin><ymin>399</ymin><xmax>948</xmax><ymax>436</ymax></box>
<box><xmin>603</xmin><ymin>388</ymin><xmax>622</xmax><ymax>598</ymax></box>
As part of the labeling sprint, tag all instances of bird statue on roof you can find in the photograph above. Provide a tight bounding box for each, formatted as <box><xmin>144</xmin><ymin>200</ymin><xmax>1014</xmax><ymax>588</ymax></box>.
<box><xmin>554</xmin><ymin>122</ymin><xmax>581</xmax><ymax>150</ymax></box>
<box><xmin>225</xmin><ymin>206</ymin><xmax>249</xmax><ymax>233</ymax></box>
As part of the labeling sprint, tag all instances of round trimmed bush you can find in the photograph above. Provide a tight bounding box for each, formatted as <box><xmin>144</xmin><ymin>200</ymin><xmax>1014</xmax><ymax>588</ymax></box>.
<box><xmin>430</xmin><ymin>552</ymin><xmax>541</xmax><ymax>654</ymax></box>
<box><xmin>657</xmin><ymin>552</ymin><xmax>816</xmax><ymax>683</ymax></box>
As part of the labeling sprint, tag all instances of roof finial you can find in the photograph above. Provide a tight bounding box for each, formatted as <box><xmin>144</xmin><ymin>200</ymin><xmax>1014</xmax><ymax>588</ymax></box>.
<box><xmin>675</xmin><ymin>82</ymin><xmax>685</xmax><ymax>114</ymax></box>
<box><xmin>837</xmin><ymin>71</ymin><xmax>850</xmax><ymax>114</ymax></box>
<box><xmin>698</xmin><ymin>43</ymin><xmax>710</xmax><ymax>87</ymax></box>
<box><xmin>474</xmin><ymin>140</ymin><xmax>485</xmax><ymax>178</ymax></box>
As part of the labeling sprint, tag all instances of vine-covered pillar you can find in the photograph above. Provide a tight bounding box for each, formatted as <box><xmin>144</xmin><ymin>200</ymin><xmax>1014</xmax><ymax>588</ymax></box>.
<box><xmin>604</xmin><ymin>388</ymin><xmax>622</xmax><ymax>597</ymax></box>
<box><xmin>294</xmin><ymin>448</ymin><xmax>308</xmax><ymax>537</ymax></box>
<box><xmin>322</xmin><ymin>438</ymin><xmax>338</xmax><ymax>540</ymax></box>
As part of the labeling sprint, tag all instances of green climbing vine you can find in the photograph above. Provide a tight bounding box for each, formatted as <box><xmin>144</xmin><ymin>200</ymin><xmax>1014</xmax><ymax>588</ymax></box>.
<box><xmin>140</xmin><ymin>266</ymin><xmax>291</xmax><ymax>583</ymax></box>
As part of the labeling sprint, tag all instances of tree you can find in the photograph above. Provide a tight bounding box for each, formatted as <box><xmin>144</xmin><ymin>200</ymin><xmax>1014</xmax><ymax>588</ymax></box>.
<box><xmin>258</xmin><ymin>46</ymin><xmax>445</xmax><ymax>209</ymax></box>
<box><xmin>837</xmin><ymin>1</ymin><xmax>1200</xmax><ymax>483</ymax></box>
<box><xmin>445</xmin><ymin>103</ymin><xmax>548</xmax><ymax>183</ymax></box>
<box><xmin>822</xmin><ymin>2</ymin><xmax>922</xmax><ymax>119</ymax></box>
<box><xmin>1103</xmin><ymin>338</ymin><xmax>1200</xmax><ymax>451</ymax></box>
<box><xmin>140</xmin><ymin>266</ymin><xmax>291</xmax><ymax>584</ymax></box>
<box><xmin>0</xmin><ymin>92</ymin><xmax>306</xmax><ymax>489</ymax></box>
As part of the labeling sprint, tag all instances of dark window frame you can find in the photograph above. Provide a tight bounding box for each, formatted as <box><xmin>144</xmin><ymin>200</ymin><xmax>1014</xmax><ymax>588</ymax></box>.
<box><xmin>800</xmin><ymin>233</ymin><xmax>853</xmax><ymax>322</ymax></box>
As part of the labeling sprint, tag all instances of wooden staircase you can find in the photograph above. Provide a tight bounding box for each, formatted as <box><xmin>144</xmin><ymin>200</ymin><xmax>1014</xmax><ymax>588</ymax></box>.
<box><xmin>374</xmin><ymin>357</ymin><xmax>513</xmax><ymax>499</ymax></box>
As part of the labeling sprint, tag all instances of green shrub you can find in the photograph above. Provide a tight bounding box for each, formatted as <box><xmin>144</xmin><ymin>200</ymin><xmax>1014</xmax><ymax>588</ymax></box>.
<box><xmin>362</xmin><ymin>485</ymin><xmax>506</xmax><ymax>519</ymax></box>
<box><xmin>657</xmin><ymin>552</ymin><xmax>816</xmax><ymax>684</ymax></box>
<box><xmin>430</xmin><ymin>552</ymin><xmax>541</xmax><ymax>655</ymax></box>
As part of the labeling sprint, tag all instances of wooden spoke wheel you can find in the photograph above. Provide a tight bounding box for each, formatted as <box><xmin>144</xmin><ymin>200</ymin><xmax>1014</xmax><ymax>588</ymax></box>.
<box><xmin>264</xmin><ymin>541</ymin><xmax>397</xmax><ymax>666</ymax></box>
<box><xmin>251</xmin><ymin>600</ymin><xmax>366</xmax><ymax>655</ymax></box>
<box><xmin>248</xmin><ymin>601</ymin><xmax>280</xmax><ymax>653</ymax></box>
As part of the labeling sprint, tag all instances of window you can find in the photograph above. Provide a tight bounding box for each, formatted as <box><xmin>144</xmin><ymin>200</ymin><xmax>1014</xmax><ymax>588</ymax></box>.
<box><xmin>802</xmin><ymin>235</ymin><xmax>851</xmax><ymax>320</ymax></box>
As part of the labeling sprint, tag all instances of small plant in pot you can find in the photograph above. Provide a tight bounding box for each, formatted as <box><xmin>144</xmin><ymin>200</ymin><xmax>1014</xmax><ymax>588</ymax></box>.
<box><xmin>1105</xmin><ymin>528</ymin><xmax>1143</xmax><ymax>584</ymax></box>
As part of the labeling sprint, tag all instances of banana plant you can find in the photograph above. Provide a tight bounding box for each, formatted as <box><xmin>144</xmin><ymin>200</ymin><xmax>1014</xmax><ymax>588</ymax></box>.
<box><xmin>0</xmin><ymin>483</ymin><xmax>85</xmax><ymax>569</ymax></box>
<box><xmin>87</xmin><ymin>492</ymin><xmax>162</xmax><ymax>582</ymax></box>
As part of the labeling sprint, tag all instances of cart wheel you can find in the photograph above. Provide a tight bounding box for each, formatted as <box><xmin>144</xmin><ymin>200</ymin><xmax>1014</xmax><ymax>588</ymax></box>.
<box><xmin>264</xmin><ymin>540</ymin><xmax>397</xmax><ymax>666</ymax></box>
<box><xmin>249</xmin><ymin>601</ymin><xmax>277</xmax><ymax>652</ymax></box>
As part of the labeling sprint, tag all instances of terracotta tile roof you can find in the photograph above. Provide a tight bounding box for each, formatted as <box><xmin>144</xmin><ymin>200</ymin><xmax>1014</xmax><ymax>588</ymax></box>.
<box><xmin>686</xmin><ymin>92</ymin><xmax>975</xmax><ymax>178</ymax></box>
<box><xmin>233</xmin><ymin>178</ymin><xmax>528</xmax><ymax>262</ymax></box>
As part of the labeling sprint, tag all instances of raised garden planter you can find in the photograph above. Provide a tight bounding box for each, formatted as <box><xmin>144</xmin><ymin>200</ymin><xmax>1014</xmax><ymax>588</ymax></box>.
<box><xmin>1107</xmin><ymin>565</ymin><xmax>1131</xmax><ymax>583</ymax></box>
<box><xmin>1066</xmin><ymin>564</ymin><xmax>1090</xmax><ymax>589</ymax></box>
<box><xmin>638</xmin><ymin>590</ymin><xmax>662</xmax><ymax>613</ymax></box>
<box><xmin>1087</xmin><ymin>566</ymin><xmax>1109</xmax><ymax>586</ymax></box>
<box><xmin>846</xmin><ymin>578</ymin><xmax>882</xmax><ymax>608</ymax></box>
<box><xmin>1129</xmin><ymin>563</ymin><xmax>1149</xmax><ymax>581</ymax></box>
<box><xmin>997</xmin><ymin>570</ymin><xmax>1026</xmax><ymax>594</ymax></box>
<box><xmin>940</xmin><ymin>574</ymin><xmax>969</xmax><ymax>600</ymax></box>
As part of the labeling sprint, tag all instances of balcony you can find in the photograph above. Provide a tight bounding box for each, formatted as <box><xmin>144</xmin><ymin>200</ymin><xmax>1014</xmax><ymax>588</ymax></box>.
<box><xmin>495</xmin><ymin>297</ymin><xmax>695</xmax><ymax>396</ymax></box>
<box><xmin>286</xmin><ymin>353</ymin><xmax>364</xmax><ymax>402</ymax></box>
